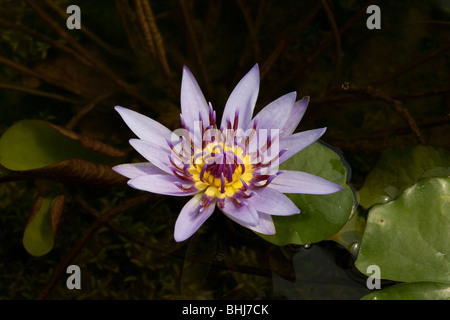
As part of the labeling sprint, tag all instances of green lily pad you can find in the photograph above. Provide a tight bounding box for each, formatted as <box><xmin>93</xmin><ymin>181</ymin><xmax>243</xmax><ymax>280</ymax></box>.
<box><xmin>358</xmin><ymin>145</ymin><xmax>450</xmax><ymax>209</ymax></box>
<box><xmin>362</xmin><ymin>282</ymin><xmax>450</xmax><ymax>300</ymax></box>
<box><xmin>355</xmin><ymin>177</ymin><xmax>450</xmax><ymax>283</ymax></box>
<box><xmin>259</xmin><ymin>142</ymin><xmax>356</xmax><ymax>245</ymax></box>
<box><xmin>23</xmin><ymin>195</ymin><xmax>65</xmax><ymax>257</ymax></box>
<box><xmin>0</xmin><ymin>120</ymin><xmax>126</xmax><ymax>186</ymax></box>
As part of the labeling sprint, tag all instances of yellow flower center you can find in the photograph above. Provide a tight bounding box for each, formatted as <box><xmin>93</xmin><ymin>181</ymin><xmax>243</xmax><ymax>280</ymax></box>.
<box><xmin>188</xmin><ymin>142</ymin><xmax>253</xmax><ymax>202</ymax></box>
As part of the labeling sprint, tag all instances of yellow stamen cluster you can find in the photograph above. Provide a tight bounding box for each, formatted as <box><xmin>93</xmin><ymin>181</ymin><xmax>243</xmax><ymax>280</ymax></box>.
<box><xmin>188</xmin><ymin>144</ymin><xmax>253</xmax><ymax>200</ymax></box>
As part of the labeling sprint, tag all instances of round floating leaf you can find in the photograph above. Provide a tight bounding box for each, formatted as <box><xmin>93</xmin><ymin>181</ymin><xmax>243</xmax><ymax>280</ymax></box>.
<box><xmin>0</xmin><ymin>120</ymin><xmax>126</xmax><ymax>186</ymax></box>
<box><xmin>23</xmin><ymin>195</ymin><xmax>65</xmax><ymax>257</ymax></box>
<box><xmin>362</xmin><ymin>282</ymin><xmax>450</xmax><ymax>300</ymax></box>
<box><xmin>355</xmin><ymin>177</ymin><xmax>450</xmax><ymax>283</ymax></box>
<box><xmin>259</xmin><ymin>142</ymin><xmax>356</xmax><ymax>246</ymax></box>
<box><xmin>359</xmin><ymin>145</ymin><xmax>450</xmax><ymax>209</ymax></box>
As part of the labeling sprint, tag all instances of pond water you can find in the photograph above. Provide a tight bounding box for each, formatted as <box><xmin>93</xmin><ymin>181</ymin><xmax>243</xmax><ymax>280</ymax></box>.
<box><xmin>0</xmin><ymin>0</ymin><xmax>449</xmax><ymax>300</ymax></box>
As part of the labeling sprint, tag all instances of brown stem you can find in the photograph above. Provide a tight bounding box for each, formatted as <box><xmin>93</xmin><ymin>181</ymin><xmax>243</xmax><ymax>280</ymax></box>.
<box><xmin>0</xmin><ymin>55</ymin><xmax>86</xmax><ymax>96</ymax></box>
<box><xmin>36</xmin><ymin>193</ymin><xmax>155</xmax><ymax>300</ymax></box>
<box><xmin>141</xmin><ymin>0</ymin><xmax>172</xmax><ymax>78</ymax></box>
<box><xmin>314</xmin><ymin>87</ymin><xmax>450</xmax><ymax>105</ymax></box>
<box><xmin>392</xmin><ymin>88</ymin><xmax>450</xmax><ymax>100</ymax></box>
<box><xmin>350</xmin><ymin>86</ymin><xmax>426</xmax><ymax>144</ymax></box>
<box><xmin>136</xmin><ymin>0</ymin><xmax>157</xmax><ymax>60</ymax></box>
<box><xmin>260</xmin><ymin>1</ymin><xmax>321</xmax><ymax>79</ymax></box>
<box><xmin>65</xmin><ymin>92</ymin><xmax>114</xmax><ymax>130</ymax></box>
<box><xmin>43</xmin><ymin>0</ymin><xmax>129</xmax><ymax>60</ymax></box>
<box><xmin>267</xmin><ymin>0</ymin><xmax>380</xmax><ymax>97</ymax></box>
<box><xmin>23</xmin><ymin>0</ymin><xmax>159</xmax><ymax>112</ymax></box>
<box><xmin>373</xmin><ymin>42</ymin><xmax>450</xmax><ymax>87</ymax></box>
<box><xmin>0</xmin><ymin>17</ymin><xmax>93</xmax><ymax>67</ymax></box>
<box><xmin>179</xmin><ymin>0</ymin><xmax>212</xmax><ymax>97</ymax></box>
<box><xmin>236</xmin><ymin>0</ymin><xmax>262</xmax><ymax>61</ymax></box>
<box><xmin>0</xmin><ymin>83</ymin><xmax>79</xmax><ymax>104</ymax></box>
<box><xmin>72</xmin><ymin>194</ymin><xmax>274</xmax><ymax>279</ymax></box>
<box><xmin>320</xmin><ymin>0</ymin><xmax>343</xmax><ymax>90</ymax></box>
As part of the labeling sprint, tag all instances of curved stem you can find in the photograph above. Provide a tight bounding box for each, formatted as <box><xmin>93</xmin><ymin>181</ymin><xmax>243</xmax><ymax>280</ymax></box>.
<box><xmin>23</xmin><ymin>0</ymin><xmax>159</xmax><ymax>112</ymax></box>
<box><xmin>320</xmin><ymin>0</ymin><xmax>343</xmax><ymax>91</ymax></box>
<box><xmin>36</xmin><ymin>193</ymin><xmax>155</xmax><ymax>300</ymax></box>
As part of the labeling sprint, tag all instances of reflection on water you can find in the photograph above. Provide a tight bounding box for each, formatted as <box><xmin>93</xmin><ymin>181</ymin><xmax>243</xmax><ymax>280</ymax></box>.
<box><xmin>272</xmin><ymin>242</ymin><xmax>372</xmax><ymax>300</ymax></box>
<box><xmin>179</xmin><ymin>217</ymin><xmax>373</xmax><ymax>300</ymax></box>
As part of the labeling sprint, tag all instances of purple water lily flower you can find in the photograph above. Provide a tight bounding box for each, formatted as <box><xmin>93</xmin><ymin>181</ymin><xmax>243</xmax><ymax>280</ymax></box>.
<box><xmin>113</xmin><ymin>64</ymin><xmax>342</xmax><ymax>242</ymax></box>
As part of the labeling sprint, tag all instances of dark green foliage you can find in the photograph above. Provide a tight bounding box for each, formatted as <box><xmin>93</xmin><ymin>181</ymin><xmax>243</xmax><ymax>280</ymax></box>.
<box><xmin>1</xmin><ymin>0</ymin><xmax>449</xmax><ymax>300</ymax></box>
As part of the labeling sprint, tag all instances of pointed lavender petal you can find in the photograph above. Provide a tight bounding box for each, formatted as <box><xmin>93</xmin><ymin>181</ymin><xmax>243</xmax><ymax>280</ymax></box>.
<box><xmin>278</xmin><ymin>128</ymin><xmax>327</xmax><ymax>164</ymax></box>
<box><xmin>115</xmin><ymin>106</ymin><xmax>172</xmax><ymax>149</ymax></box>
<box><xmin>247</xmin><ymin>187</ymin><xmax>300</xmax><ymax>216</ymax></box>
<box><xmin>113</xmin><ymin>162</ymin><xmax>165</xmax><ymax>179</ymax></box>
<box><xmin>249</xmin><ymin>92</ymin><xmax>296</xmax><ymax>132</ymax></box>
<box><xmin>128</xmin><ymin>174</ymin><xmax>197</xmax><ymax>196</ymax></box>
<box><xmin>247</xmin><ymin>212</ymin><xmax>276</xmax><ymax>235</ymax></box>
<box><xmin>180</xmin><ymin>66</ymin><xmax>210</xmax><ymax>131</ymax></box>
<box><xmin>220</xmin><ymin>198</ymin><xmax>259</xmax><ymax>227</ymax></box>
<box><xmin>221</xmin><ymin>64</ymin><xmax>260</xmax><ymax>130</ymax></box>
<box><xmin>129</xmin><ymin>139</ymin><xmax>172</xmax><ymax>174</ymax></box>
<box><xmin>268</xmin><ymin>170</ymin><xmax>343</xmax><ymax>194</ymax></box>
<box><xmin>174</xmin><ymin>193</ymin><xmax>215</xmax><ymax>242</ymax></box>
<box><xmin>280</xmin><ymin>96</ymin><xmax>309</xmax><ymax>138</ymax></box>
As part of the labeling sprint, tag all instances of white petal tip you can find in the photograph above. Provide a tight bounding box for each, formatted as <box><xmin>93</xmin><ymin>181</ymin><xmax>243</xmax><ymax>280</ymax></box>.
<box><xmin>298</xmin><ymin>96</ymin><xmax>310</xmax><ymax>105</ymax></box>
<box><xmin>174</xmin><ymin>235</ymin><xmax>187</xmax><ymax>242</ymax></box>
<box><xmin>114</xmin><ymin>105</ymin><xmax>126</xmax><ymax>113</ymax></box>
<box><xmin>248</xmin><ymin>63</ymin><xmax>260</xmax><ymax>76</ymax></box>
<box><xmin>182</xmin><ymin>65</ymin><xmax>193</xmax><ymax>77</ymax></box>
<box><xmin>111</xmin><ymin>166</ymin><xmax>121</xmax><ymax>175</ymax></box>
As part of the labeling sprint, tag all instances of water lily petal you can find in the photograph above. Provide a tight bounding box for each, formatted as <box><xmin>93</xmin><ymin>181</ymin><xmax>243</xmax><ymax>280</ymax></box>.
<box><xmin>174</xmin><ymin>193</ymin><xmax>215</xmax><ymax>242</ymax></box>
<box><xmin>180</xmin><ymin>66</ymin><xmax>210</xmax><ymax>131</ymax></box>
<box><xmin>247</xmin><ymin>212</ymin><xmax>276</xmax><ymax>235</ymax></box>
<box><xmin>268</xmin><ymin>170</ymin><xmax>343</xmax><ymax>194</ymax></box>
<box><xmin>278</xmin><ymin>128</ymin><xmax>327</xmax><ymax>164</ymax></box>
<box><xmin>129</xmin><ymin>139</ymin><xmax>172</xmax><ymax>174</ymax></box>
<box><xmin>247</xmin><ymin>187</ymin><xmax>300</xmax><ymax>216</ymax></box>
<box><xmin>115</xmin><ymin>65</ymin><xmax>342</xmax><ymax>241</ymax></box>
<box><xmin>115</xmin><ymin>106</ymin><xmax>172</xmax><ymax>149</ymax></box>
<box><xmin>250</xmin><ymin>92</ymin><xmax>296</xmax><ymax>132</ymax></box>
<box><xmin>280</xmin><ymin>96</ymin><xmax>309</xmax><ymax>138</ymax></box>
<box><xmin>128</xmin><ymin>174</ymin><xmax>197</xmax><ymax>196</ymax></box>
<box><xmin>221</xmin><ymin>64</ymin><xmax>260</xmax><ymax>130</ymax></box>
<box><xmin>220</xmin><ymin>198</ymin><xmax>259</xmax><ymax>227</ymax></box>
<box><xmin>113</xmin><ymin>162</ymin><xmax>165</xmax><ymax>179</ymax></box>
